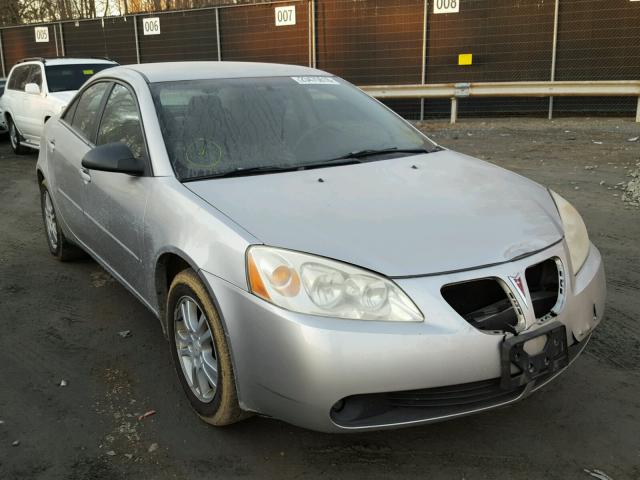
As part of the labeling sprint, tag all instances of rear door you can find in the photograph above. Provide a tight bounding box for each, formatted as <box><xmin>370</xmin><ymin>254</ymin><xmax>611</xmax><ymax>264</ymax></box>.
<box><xmin>50</xmin><ymin>81</ymin><xmax>111</xmax><ymax>241</ymax></box>
<box><xmin>6</xmin><ymin>64</ymin><xmax>31</xmax><ymax>131</ymax></box>
<box><xmin>21</xmin><ymin>64</ymin><xmax>47</xmax><ymax>142</ymax></box>
<box><xmin>82</xmin><ymin>82</ymin><xmax>152</xmax><ymax>295</ymax></box>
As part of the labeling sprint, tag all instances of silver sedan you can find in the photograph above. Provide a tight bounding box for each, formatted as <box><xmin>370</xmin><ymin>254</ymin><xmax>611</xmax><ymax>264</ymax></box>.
<box><xmin>36</xmin><ymin>62</ymin><xmax>606</xmax><ymax>432</ymax></box>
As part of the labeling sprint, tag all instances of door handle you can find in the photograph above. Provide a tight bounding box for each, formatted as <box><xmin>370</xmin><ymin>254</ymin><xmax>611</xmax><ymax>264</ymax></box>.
<box><xmin>48</xmin><ymin>138</ymin><xmax>55</xmax><ymax>150</ymax></box>
<box><xmin>80</xmin><ymin>167</ymin><xmax>91</xmax><ymax>183</ymax></box>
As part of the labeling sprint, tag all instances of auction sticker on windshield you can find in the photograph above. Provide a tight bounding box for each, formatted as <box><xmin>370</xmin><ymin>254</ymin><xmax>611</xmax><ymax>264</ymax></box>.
<box><xmin>291</xmin><ymin>77</ymin><xmax>340</xmax><ymax>85</ymax></box>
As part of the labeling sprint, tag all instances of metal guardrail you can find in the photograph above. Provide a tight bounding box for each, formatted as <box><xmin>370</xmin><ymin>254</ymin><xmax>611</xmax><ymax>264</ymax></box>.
<box><xmin>361</xmin><ymin>81</ymin><xmax>640</xmax><ymax>124</ymax></box>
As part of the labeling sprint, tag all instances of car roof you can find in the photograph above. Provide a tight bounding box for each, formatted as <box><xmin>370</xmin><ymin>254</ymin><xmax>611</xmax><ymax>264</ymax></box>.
<box><xmin>115</xmin><ymin>61</ymin><xmax>331</xmax><ymax>83</ymax></box>
<box><xmin>17</xmin><ymin>58</ymin><xmax>117</xmax><ymax>66</ymax></box>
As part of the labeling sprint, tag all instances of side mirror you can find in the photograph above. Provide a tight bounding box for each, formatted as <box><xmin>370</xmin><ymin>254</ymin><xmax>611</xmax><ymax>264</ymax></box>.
<box><xmin>25</xmin><ymin>83</ymin><xmax>41</xmax><ymax>95</ymax></box>
<box><xmin>81</xmin><ymin>142</ymin><xmax>145</xmax><ymax>176</ymax></box>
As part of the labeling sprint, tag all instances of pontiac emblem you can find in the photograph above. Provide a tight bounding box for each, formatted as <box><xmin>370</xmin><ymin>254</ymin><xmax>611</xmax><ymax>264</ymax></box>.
<box><xmin>508</xmin><ymin>274</ymin><xmax>528</xmax><ymax>307</ymax></box>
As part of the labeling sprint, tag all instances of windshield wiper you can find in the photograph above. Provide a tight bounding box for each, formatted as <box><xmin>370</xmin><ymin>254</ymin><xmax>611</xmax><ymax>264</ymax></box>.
<box><xmin>183</xmin><ymin>165</ymin><xmax>301</xmax><ymax>181</ymax></box>
<box><xmin>334</xmin><ymin>147</ymin><xmax>433</xmax><ymax>160</ymax></box>
<box><xmin>183</xmin><ymin>158</ymin><xmax>364</xmax><ymax>182</ymax></box>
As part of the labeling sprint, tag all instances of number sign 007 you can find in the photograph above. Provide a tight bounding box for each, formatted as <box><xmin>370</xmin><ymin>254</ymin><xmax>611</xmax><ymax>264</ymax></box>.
<box><xmin>275</xmin><ymin>6</ymin><xmax>296</xmax><ymax>26</ymax></box>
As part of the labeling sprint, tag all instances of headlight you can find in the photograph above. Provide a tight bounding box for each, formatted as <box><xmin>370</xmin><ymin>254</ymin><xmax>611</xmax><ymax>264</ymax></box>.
<box><xmin>550</xmin><ymin>190</ymin><xmax>590</xmax><ymax>274</ymax></box>
<box><xmin>246</xmin><ymin>246</ymin><xmax>423</xmax><ymax>322</ymax></box>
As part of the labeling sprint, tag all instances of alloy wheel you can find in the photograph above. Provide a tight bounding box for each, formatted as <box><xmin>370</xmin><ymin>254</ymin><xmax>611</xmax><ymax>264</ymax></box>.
<box><xmin>174</xmin><ymin>296</ymin><xmax>218</xmax><ymax>403</ymax></box>
<box><xmin>10</xmin><ymin>123</ymin><xmax>18</xmax><ymax>150</ymax></box>
<box><xmin>43</xmin><ymin>190</ymin><xmax>59</xmax><ymax>251</ymax></box>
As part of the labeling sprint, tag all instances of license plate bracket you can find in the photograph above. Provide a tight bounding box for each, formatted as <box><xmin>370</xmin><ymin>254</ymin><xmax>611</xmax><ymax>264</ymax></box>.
<box><xmin>500</xmin><ymin>322</ymin><xmax>569</xmax><ymax>390</ymax></box>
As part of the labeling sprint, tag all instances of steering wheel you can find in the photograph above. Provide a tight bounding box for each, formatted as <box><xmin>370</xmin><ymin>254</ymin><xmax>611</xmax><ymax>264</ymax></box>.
<box><xmin>293</xmin><ymin>123</ymin><xmax>344</xmax><ymax>153</ymax></box>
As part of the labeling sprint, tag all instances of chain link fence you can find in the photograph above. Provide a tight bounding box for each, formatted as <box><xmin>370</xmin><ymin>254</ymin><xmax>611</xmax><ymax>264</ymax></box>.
<box><xmin>1</xmin><ymin>0</ymin><xmax>639</xmax><ymax>119</ymax></box>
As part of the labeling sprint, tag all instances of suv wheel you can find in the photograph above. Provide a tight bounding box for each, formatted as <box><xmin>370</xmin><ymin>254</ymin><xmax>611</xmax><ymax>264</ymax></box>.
<box><xmin>9</xmin><ymin>118</ymin><xmax>27</xmax><ymax>155</ymax></box>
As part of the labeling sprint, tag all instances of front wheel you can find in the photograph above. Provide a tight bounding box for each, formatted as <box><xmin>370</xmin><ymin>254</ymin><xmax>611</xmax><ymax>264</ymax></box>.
<box><xmin>167</xmin><ymin>269</ymin><xmax>247</xmax><ymax>426</ymax></box>
<box><xmin>8</xmin><ymin>118</ymin><xmax>27</xmax><ymax>155</ymax></box>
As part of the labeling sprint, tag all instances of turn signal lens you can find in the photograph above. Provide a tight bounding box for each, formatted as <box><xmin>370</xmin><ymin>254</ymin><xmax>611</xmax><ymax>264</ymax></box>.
<box><xmin>247</xmin><ymin>252</ymin><xmax>270</xmax><ymax>301</ymax></box>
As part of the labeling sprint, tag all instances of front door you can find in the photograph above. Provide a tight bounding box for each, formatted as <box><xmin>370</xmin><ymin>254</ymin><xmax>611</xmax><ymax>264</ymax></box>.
<box><xmin>82</xmin><ymin>83</ymin><xmax>152</xmax><ymax>296</ymax></box>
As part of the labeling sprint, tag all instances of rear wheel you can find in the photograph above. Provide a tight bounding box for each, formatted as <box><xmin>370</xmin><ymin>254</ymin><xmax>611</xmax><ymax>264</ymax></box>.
<box><xmin>9</xmin><ymin>118</ymin><xmax>27</xmax><ymax>155</ymax></box>
<box><xmin>167</xmin><ymin>269</ymin><xmax>247</xmax><ymax>426</ymax></box>
<box><xmin>40</xmin><ymin>182</ymin><xmax>84</xmax><ymax>261</ymax></box>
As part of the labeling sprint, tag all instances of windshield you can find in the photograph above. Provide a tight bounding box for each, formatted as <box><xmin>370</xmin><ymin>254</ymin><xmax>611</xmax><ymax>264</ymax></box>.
<box><xmin>45</xmin><ymin>64</ymin><xmax>114</xmax><ymax>93</ymax></box>
<box><xmin>150</xmin><ymin>76</ymin><xmax>436</xmax><ymax>181</ymax></box>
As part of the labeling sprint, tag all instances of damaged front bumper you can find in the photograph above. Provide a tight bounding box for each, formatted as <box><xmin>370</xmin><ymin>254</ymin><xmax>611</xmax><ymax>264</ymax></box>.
<box><xmin>202</xmin><ymin>239</ymin><xmax>605</xmax><ymax>433</ymax></box>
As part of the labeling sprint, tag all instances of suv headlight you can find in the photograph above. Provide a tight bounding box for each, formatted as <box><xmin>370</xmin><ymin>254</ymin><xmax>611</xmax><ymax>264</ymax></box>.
<box><xmin>550</xmin><ymin>190</ymin><xmax>590</xmax><ymax>274</ymax></box>
<box><xmin>246</xmin><ymin>246</ymin><xmax>423</xmax><ymax>322</ymax></box>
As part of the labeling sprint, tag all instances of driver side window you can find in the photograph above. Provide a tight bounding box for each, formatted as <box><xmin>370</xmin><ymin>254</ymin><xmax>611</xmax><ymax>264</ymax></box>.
<box><xmin>97</xmin><ymin>84</ymin><xmax>147</xmax><ymax>160</ymax></box>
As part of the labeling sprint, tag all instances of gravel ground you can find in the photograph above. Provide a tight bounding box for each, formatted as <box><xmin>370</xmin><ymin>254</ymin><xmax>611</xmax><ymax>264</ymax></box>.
<box><xmin>0</xmin><ymin>118</ymin><xmax>639</xmax><ymax>480</ymax></box>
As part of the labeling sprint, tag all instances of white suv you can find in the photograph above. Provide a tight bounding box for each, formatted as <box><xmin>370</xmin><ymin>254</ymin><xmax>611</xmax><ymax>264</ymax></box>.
<box><xmin>1</xmin><ymin>57</ymin><xmax>117</xmax><ymax>154</ymax></box>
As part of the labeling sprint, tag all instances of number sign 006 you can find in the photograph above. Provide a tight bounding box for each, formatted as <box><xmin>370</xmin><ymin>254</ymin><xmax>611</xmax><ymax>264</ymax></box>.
<box><xmin>143</xmin><ymin>17</ymin><xmax>161</xmax><ymax>35</ymax></box>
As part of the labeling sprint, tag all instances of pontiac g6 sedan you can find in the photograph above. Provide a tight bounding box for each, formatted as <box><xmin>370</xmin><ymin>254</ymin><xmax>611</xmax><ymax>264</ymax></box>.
<box><xmin>36</xmin><ymin>62</ymin><xmax>606</xmax><ymax>432</ymax></box>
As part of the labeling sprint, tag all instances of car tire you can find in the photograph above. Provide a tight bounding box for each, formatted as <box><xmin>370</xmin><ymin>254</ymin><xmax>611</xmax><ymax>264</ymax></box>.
<box><xmin>9</xmin><ymin>118</ymin><xmax>27</xmax><ymax>155</ymax></box>
<box><xmin>167</xmin><ymin>268</ymin><xmax>247</xmax><ymax>426</ymax></box>
<box><xmin>40</xmin><ymin>181</ymin><xmax>84</xmax><ymax>261</ymax></box>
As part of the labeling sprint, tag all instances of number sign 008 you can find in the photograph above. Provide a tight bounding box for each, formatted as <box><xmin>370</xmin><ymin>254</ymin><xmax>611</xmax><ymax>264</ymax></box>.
<box><xmin>434</xmin><ymin>0</ymin><xmax>459</xmax><ymax>14</ymax></box>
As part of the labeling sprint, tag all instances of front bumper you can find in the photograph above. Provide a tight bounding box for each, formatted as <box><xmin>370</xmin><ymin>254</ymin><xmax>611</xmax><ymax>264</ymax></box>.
<box><xmin>202</xmin><ymin>240</ymin><xmax>605</xmax><ymax>432</ymax></box>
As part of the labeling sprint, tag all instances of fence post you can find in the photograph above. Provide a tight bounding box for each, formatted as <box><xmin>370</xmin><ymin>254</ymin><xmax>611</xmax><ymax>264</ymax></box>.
<box><xmin>133</xmin><ymin>16</ymin><xmax>141</xmax><ymax>64</ymax></box>
<box><xmin>309</xmin><ymin>0</ymin><xmax>317</xmax><ymax>68</ymax></box>
<box><xmin>450</xmin><ymin>97</ymin><xmax>458</xmax><ymax>124</ymax></box>
<box><xmin>420</xmin><ymin>0</ymin><xmax>428</xmax><ymax>121</ymax></box>
<box><xmin>53</xmin><ymin>23</ymin><xmax>59</xmax><ymax>56</ymax></box>
<box><xmin>0</xmin><ymin>30</ymin><xmax>6</xmax><ymax>78</ymax></box>
<box><xmin>58</xmin><ymin>22</ymin><xmax>65</xmax><ymax>57</ymax></box>
<box><xmin>215</xmin><ymin>8</ymin><xmax>222</xmax><ymax>61</ymax></box>
<box><xmin>548</xmin><ymin>0</ymin><xmax>560</xmax><ymax>120</ymax></box>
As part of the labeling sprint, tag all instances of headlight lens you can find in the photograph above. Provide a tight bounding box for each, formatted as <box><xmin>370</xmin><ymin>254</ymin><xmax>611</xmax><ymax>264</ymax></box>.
<box><xmin>550</xmin><ymin>190</ymin><xmax>590</xmax><ymax>274</ymax></box>
<box><xmin>247</xmin><ymin>246</ymin><xmax>423</xmax><ymax>322</ymax></box>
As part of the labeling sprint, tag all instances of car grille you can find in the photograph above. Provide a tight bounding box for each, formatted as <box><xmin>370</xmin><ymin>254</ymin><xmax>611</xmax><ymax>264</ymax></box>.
<box><xmin>441</xmin><ymin>257</ymin><xmax>562</xmax><ymax>333</ymax></box>
<box><xmin>387</xmin><ymin>378</ymin><xmax>519</xmax><ymax>408</ymax></box>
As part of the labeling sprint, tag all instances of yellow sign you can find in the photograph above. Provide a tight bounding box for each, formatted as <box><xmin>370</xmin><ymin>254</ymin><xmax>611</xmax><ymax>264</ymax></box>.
<box><xmin>458</xmin><ymin>53</ymin><xmax>473</xmax><ymax>66</ymax></box>
<box><xmin>83</xmin><ymin>69</ymin><xmax>94</xmax><ymax>75</ymax></box>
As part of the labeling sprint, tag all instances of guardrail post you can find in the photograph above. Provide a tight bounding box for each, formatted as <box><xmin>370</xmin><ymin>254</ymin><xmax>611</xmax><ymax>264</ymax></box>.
<box><xmin>636</xmin><ymin>97</ymin><xmax>640</xmax><ymax>123</ymax></box>
<box><xmin>450</xmin><ymin>97</ymin><xmax>458</xmax><ymax>124</ymax></box>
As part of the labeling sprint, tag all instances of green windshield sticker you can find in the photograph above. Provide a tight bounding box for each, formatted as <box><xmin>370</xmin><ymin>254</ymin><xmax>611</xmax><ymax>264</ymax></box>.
<box><xmin>83</xmin><ymin>69</ymin><xmax>94</xmax><ymax>75</ymax></box>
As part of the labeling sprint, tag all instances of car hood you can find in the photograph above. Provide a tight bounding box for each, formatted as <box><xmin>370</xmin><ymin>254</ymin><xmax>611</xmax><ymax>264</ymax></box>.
<box><xmin>48</xmin><ymin>91</ymin><xmax>77</xmax><ymax>105</ymax></box>
<box><xmin>185</xmin><ymin>150</ymin><xmax>564</xmax><ymax>277</ymax></box>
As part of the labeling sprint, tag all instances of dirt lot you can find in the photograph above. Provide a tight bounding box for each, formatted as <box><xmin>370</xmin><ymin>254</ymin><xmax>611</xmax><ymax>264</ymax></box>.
<box><xmin>0</xmin><ymin>118</ymin><xmax>639</xmax><ymax>480</ymax></box>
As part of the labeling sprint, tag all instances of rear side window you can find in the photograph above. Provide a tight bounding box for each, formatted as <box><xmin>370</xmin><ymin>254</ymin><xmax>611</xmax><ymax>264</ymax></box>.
<box><xmin>97</xmin><ymin>84</ymin><xmax>147</xmax><ymax>160</ymax></box>
<box><xmin>70</xmin><ymin>82</ymin><xmax>110</xmax><ymax>142</ymax></box>
<box><xmin>26</xmin><ymin>65</ymin><xmax>42</xmax><ymax>89</ymax></box>
<box><xmin>7</xmin><ymin>65</ymin><xmax>31</xmax><ymax>91</ymax></box>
